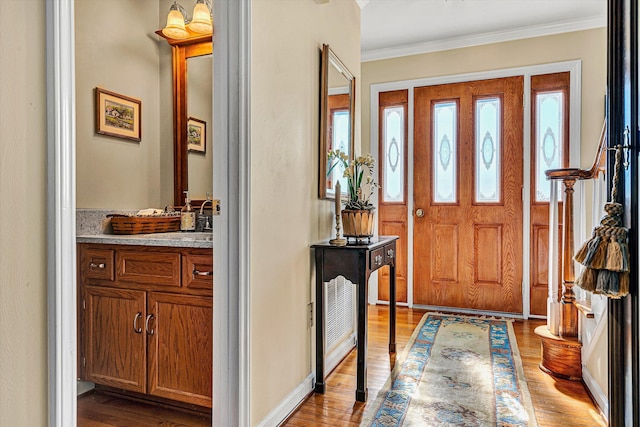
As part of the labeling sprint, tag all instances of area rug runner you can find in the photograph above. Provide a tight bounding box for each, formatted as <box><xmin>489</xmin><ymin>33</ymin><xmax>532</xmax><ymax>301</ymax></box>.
<box><xmin>361</xmin><ymin>313</ymin><xmax>538</xmax><ymax>426</ymax></box>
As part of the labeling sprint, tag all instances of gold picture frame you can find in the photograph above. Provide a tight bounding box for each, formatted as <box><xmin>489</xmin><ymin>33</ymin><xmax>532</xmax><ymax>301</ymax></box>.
<box><xmin>95</xmin><ymin>87</ymin><xmax>142</xmax><ymax>142</ymax></box>
<box><xmin>187</xmin><ymin>117</ymin><xmax>206</xmax><ymax>153</ymax></box>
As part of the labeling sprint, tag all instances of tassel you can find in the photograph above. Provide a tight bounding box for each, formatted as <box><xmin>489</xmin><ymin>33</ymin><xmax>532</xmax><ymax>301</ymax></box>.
<box><xmin>595</xmin><ymin>269</ymin><xmax>619</xmax><ymax>295</ymax></box>
<box><xmin>574</xmin><ymin>237</ymin><xmax>593</xmax><ymax>264</ymax></box>
<box><xmin>620</xmin><ymin>242</ymin><xmax>630</xmax><ymax>272</ymax></box>
<box><xmin>576</xmin><ymin>267</ymin><xmax>598</xmax><ymax>292</ymax></box>
<box><xmin>619</xmin><ymin>272</ymin><xmax>630</xmax><ymax>297</ymax></box>
<box><xmin>581</xmin><ymin>235</ymin><xmax>602</xmax><ymax>266</ymax></box>
<box><xmin>605</xmin><ymin>240</ymin><xmax>623</xmax><ymax>272</ymax></box>
<box><xmin>589</xmin><ymin>237</ymin><xmax>609</xmax><ymax>269</ymax></box>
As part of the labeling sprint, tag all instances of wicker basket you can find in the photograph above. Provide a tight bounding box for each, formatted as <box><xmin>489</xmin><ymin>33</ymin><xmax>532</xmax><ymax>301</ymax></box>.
<box><xmin>110</xmin><ymin>215</ymin><xmax>181</xmax><ymax>235</ymax></box>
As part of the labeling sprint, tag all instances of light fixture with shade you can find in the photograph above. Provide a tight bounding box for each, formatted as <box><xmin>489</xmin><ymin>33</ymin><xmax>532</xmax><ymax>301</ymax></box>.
<box><xmin>161</xmin><ymin>0</ymin><xmax>213</xmax><ymax>41</ymax></box>
<box><xmin>162</xmin><ymin>2</ymin><xmax>189</xmax><ymax>40</ymax></box>
<box><xmin>188</xmin><ymin>0</ymin><xmax>213</xmax><ymax>34</ymax></box>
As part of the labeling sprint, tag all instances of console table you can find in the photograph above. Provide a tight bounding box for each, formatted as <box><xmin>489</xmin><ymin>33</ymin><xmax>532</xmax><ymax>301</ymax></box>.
<box><xmin>312</xmin><ymin>235</ymin><xmax>398</xmax><ymax>402</ymax></box>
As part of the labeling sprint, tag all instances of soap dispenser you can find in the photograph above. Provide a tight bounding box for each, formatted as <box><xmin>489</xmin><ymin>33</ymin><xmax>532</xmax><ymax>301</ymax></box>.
<box><xmin>180</xmin><ymin>191</ymin><xmax>196</xmax><ymax>232</ymax></box>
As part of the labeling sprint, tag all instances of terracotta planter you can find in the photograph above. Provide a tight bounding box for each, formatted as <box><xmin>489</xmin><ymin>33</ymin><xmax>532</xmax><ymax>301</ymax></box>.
<box><xmin>341</xmin><ymin>209</ymin><xmax>375</xmax><ymax>239</ymax></box>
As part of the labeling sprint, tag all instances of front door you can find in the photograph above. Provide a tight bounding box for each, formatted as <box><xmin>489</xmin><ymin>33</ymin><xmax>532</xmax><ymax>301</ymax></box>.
<box><xmin>413</xmin><ymin>77</ymin><xmax>524</xmax><ymax>313</ymax></box>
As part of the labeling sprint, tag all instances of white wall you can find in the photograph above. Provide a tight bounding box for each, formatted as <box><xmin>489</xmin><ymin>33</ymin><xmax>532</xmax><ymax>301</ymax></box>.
<box><xmin>0</xmin><ymin>0</ymin><xmax>48</xmax><ymax>425</ymax></box>
<box><xmin>250</xmin><ymin>0</ymin><xmax>360</xmax><ymax>424</ymax></box>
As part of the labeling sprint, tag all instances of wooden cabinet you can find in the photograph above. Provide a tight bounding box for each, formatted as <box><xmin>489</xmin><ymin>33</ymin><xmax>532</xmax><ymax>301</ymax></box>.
<box><xmin>78</xmin><ymin>244</ymin><xmax>213</xmax><ymax>409</ymax></box>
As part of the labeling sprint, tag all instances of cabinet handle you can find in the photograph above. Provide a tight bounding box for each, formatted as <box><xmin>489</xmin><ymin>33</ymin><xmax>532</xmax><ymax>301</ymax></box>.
<box><xmin>375</xmin><ymin>254</ymin><xmax>383</xmax><ymax>266</ymax></box>
<box><xmin>89</xmin><ymin>262</ymin><xmax>105</xmax><ymax>269</ymax></box>
<box><xmin>145</xmin><ymin>314</ymin><xmax>155</xmax><ymax>335</ymax></box>
<box><xmin>193</xmin><ymin>269</ymin><xmax>213</xmax><ymax>277</ymax></box>
<box><xmin>133</xmin><ymin>312</ymin><xmax>143</xmax><ymax>334</ymax></box>
<box><xmin>387</xmin><ymin>249</ymin><xmax>394</xmax><ymax>258</ymax></box>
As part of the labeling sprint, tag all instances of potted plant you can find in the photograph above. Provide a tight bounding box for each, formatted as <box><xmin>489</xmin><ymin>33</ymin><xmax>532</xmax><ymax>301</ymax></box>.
<box><xmin>327</xmin><ymin>149</ymin><xmax>378</xmax><ymax>240</ymax></box>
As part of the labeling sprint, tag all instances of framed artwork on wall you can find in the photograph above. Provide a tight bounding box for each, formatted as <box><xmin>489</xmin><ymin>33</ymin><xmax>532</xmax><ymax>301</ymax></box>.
<box><xmin>187</xmin><ymin>117</ymin><xmax>207</xmax><ymax>153</ymax></box>
<box><xmin>94</xmin><ymin>87</ymin><xmax>142</xmax><ymax>142</ymax></box>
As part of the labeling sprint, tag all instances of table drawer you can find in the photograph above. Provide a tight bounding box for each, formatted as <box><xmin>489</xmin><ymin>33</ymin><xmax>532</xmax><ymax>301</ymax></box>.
<box><xmin>80</xmin><ymin>247</ymin><xmax>115</xmax><ymax>281</ymax></box>
<box><xmin>182</xmin><ymin>253</ymin><xmax>213</xmax><ymax>290</ymax></box>
<box><xmin>116</xmin><ymin>251</ymin><xmax>181</xmax><ymax>287</ymax></box>
<box><xmin>384</xmin><ymin>243</ymin><xmax>396</xmax><ymax>264</ymax></box>
<box><xmin>370</xmin><ymin>247</ymin><xmax>385</xmax><ymax>269</ymax></box>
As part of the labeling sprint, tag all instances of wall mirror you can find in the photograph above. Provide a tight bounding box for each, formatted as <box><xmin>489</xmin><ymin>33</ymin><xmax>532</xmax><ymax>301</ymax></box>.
<box><xmin>319</xmin><ymin>44</ymin><xmax>356</xmax><ymax>200</ymax></box>
<box><xmin>157</xmin><ymin>31</ymin><xmax>213</xmax><ymax>207</ymax></box>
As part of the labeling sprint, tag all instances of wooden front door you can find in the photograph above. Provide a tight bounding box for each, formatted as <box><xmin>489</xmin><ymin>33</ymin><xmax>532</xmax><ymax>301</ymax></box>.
<box><xmin>413</xmin><ymin>77</ymin><xmax>524</xmax><ymax>313</ymax></box>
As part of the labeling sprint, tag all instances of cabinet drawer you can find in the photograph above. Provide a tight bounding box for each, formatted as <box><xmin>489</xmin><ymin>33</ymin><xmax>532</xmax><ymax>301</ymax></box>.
<box><xmin>182</xmin><ymin>253</ymin><xmax>213</xmax><ymax>290</ymax></box>
<box><xmin>370</xmin><ymin>247</ymin><xmax>385</xmax><ymax>269</ymax></box>
<box><xmin>117</xmin><ymin>251</ymin><xmax>181</xmax><ymax>287</ymax></box>
<box><xmin>80</xmin><ymin>248</ymin><xmax>115</xmax><ymax>281</ymax></box>
<box><xmin>384</xmin><ymin>243</ymin><xmax>396</xmax><ymax>265</ymax></box>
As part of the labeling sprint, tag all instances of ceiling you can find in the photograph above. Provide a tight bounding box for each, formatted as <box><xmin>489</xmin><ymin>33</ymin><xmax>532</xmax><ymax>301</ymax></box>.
<box><xmin>360</xmin><ymin>0</ymin><xmax>607</xmax><ymax>61</ymax></box>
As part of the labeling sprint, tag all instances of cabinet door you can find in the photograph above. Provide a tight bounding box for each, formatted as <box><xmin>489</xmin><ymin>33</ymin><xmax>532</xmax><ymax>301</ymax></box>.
<box><xmin>84</xmin><ymin>286</ymin><xmax>147</xmax><ymax>393</ymax></box>
<box><xmin>147</xmin><ymin>292</ymin><xmax>213</xmax><ymax>408</ymax></box>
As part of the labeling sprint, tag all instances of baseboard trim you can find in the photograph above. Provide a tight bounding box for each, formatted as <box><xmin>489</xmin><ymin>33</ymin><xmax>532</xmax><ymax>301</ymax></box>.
<box><xmin>256</xmin><ymin>373</ymin><xmax>314</xmax><ymax>427</ymax></box>
<box><xmin>582</xmin><ymin>366</ymin><xmax>609</xmax><ymax>423</ymax></box>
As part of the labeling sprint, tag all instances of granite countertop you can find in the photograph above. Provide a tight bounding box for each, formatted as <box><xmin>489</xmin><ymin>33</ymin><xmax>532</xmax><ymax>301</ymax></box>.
<box><xmin>76</xmin><ymin>232</ymin><xmax>213</xmax><ymax>249</ymax></box>
<box><xmin>76</xmin><ymin>208</ymin><xmax>213</xmax><ymax>249</ymax></box>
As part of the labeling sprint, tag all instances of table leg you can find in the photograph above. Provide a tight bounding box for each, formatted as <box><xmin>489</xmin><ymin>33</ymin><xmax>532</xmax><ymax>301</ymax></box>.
<box><xmin>314</xmin><ymin>250</ymin><xmax>326</xmax><ymax>393</ymax></box>
<box><xmin>356</xmin><ymin>260</ymin><xmax>368</xmax><ymax>402</ymax></box>
<box><xmin>389</xmin><ymin>259</ymin><xmax>397</xmax><ymax>353</ymax></box>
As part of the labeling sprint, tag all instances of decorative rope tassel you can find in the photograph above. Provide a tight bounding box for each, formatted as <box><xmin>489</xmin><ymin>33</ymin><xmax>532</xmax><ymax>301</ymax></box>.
<box><xmin>579</xmin><ymin>235</ymin><xmax>603</xmax><ymax>267</ymax></box>
<box><xmin>574</xmin><ymin>144</ymin><xmax>630</xmax><ymax>298</ymax></box>
<box><xmin>574</xmin><ymin>234</ymin><xmax>594</xmax><ymax>264</ymax></box>
<box><xmin>576</xmin><ymin>267</ymin><xmax>598</xmax><ymax>292</ymax></box>
<box><xmin>596</xmin><ymin>269</ymin><xmax>619</xmax><ymax>296</ymax></box>
<box><xmin>589</xmin><ymin>236</ymin><xmax>609</xmax><ymax>269</ymax></box>
<box><xmin>605</xmin><ymin>238</ymin><xmax>624</xmax><ymax>272</ymax></box>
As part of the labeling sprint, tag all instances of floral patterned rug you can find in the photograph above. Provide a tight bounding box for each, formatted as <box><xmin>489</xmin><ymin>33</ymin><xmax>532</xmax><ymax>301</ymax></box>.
<box><xmin>361</xmin><ymin>313</ymin><xmax>538</xmax><ymax>427</ymax></box>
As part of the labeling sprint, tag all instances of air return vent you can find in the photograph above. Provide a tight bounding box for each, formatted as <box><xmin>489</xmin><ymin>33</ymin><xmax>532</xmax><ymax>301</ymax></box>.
<box><xmin>324</xmin><ymin>275</ymin><xmax>356</xmax><ymax>373</ymax></box>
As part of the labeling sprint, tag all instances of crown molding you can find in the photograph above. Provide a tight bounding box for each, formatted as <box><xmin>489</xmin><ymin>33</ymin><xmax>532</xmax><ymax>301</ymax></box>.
<box><xmin>362</xmin><ymin>15</ymin><xmax>606</xmax><ymax>62</ymax></box>
<box><xmin>356</xmin><ymin>0</ymin><xmax>369</xmax><ymax>9</ymax></box>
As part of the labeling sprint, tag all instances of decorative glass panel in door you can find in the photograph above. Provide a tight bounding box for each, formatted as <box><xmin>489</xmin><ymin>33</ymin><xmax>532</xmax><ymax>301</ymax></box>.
<box><xmin>475</xmin><ymin>97</ymin><xmax>501</xmax><ymax>203</ymax></box>
<box><xmin>433</xmin><ymin>101</ymin><xmax>457</xmax><ymax>203</ymax></box>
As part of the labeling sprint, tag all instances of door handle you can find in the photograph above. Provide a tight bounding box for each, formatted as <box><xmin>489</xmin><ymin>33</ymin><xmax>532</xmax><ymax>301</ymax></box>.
<box><xmin>415</xmin><ymin>208</ymin><xmax>425</xmax><ymax>218</ymax></box>
<box><xmin>145</xmin><ymin>314</ymin><xmax>155</xmax><ymax>335</ymax></box>
<box><xmin>133</xmin><ymin>312</ymin><xmax>143</xmax><ymax>334</ymax></box>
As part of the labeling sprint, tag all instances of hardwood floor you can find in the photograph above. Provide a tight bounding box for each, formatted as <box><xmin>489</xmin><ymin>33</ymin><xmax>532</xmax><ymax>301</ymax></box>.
<box><xmin>78</xmin><ymin>391</ymin><xmax>211</xmax><ymax>427</ymax></box>
<box><xmin>283</xmin><ymin>305</ymin><xmax>606</xmax><ymax>427</ymax></box>
<box><xmin>78</xmin><ymin>305</ymin><xmax>605</xmax><ymax>426</ymax></box>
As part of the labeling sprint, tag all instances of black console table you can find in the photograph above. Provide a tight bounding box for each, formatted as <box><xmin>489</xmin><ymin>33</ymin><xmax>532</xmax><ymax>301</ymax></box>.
<box><xmin>312</xmin><ymin>235</ymin><xmax>398</xmax><ymax>402</ymax></box>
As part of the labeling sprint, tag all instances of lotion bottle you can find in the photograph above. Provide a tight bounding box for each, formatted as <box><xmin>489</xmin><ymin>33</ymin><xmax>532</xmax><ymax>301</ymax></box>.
<box><xmin>180</xmin><ymin>191</ymin><xmax>196</xmax><ymax>232</ymax></box>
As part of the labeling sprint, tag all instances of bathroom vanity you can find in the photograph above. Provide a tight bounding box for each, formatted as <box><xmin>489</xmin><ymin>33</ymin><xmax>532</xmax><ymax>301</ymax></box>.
<box><xmin>77</xmin><ymin>232</ymin><xmax>213</xmax><ymax>409</ymax></box>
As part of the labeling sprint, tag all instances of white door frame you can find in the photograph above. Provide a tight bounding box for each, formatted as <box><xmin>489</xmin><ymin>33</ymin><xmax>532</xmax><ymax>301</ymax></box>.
<box><xmin>45</xmin><ymin>0</ymin><xmax>252</xmax><ymax>425</ymax></box>
<box><xmin>369</xmin><ymin>61</ymin><xmax>582</xmax><ymax>319</ymax></box>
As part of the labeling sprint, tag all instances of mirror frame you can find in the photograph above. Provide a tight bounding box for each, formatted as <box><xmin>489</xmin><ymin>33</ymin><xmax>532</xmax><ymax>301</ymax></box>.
<box><xmin>157</xmin><ymin>31</ymin><xmax>213</xmax><ymax>207</ymax></box>
<box><xmin>319</xmin><ymin>44</ymin><xmax>356</xmax><ymax>199</ymax></box>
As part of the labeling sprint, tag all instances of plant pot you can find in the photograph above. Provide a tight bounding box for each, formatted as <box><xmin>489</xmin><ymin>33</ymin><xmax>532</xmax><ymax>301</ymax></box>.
<box><xmin>341</xmin><ymin>209</ymin><xmax>375</xmax><ymax>240</ymax></box>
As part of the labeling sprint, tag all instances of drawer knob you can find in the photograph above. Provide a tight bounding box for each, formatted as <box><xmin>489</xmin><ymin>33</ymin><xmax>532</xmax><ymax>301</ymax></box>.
<box><xmin>375</xmin><ymin>254</ymin><xmax>383</xmax><ymax>266</ymax></box>
<box><xmin>89</xmin><ymin>262</ymin><xmax>105</xmax><ymax>269</ymax></box>
<box><xmin>193</xmin><ymin>269</ymin><xmax>213</xmax><ymax>277</ymax></box>
<box><xmin>387</xmin><ymin>249</ymin><xmax>394</xmax><ymax>258</ymax></box>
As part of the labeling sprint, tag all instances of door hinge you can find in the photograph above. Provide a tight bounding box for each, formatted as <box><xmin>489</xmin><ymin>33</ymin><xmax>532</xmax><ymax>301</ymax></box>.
<box><xmin>83</xmin><ymin>357</ymin><xmax>86</xmax><ymax>367</ymax></box>
<box><xmin>83</xmin><ymin>299</ymin><xmax>86</xmax><ymax>310</ymax></box>
<box><xmin>308</xmin><ymin>302</ymin><xmax>314</xmax><ymax>328</ymax></box>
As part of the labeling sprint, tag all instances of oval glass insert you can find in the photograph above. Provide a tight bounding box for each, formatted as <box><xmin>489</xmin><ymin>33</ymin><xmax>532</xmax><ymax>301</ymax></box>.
<box><xmin>481</xmin><ymin>131</ymin><xmax>494</xmax><ymax>170</ymax></box>
<box><xmin>542</xmin><ymin>126</ymin><xmax>557</xmax><ymax>167</ymax></box>
<box><xmin>388</xmin><ymin>137</ymin><xmax>400</xmax><ymax>172</ymax></box>
<box><xmin>439</xmin><ymin>134</ymin><xmax>451</xmax><ymax>171</ymax></box>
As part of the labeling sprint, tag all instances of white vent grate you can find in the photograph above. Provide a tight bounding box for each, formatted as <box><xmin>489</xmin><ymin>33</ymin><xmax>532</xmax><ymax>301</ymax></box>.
<box><xmin>325</xmin><ymin>275</ymin><xmax>355</xmax><ymax>357</ymax></box>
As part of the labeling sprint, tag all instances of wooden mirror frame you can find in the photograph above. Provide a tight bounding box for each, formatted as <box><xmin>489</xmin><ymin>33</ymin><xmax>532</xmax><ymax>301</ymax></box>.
<box><xmin>157</xmin><ymin>31</ymin><xmax>213</xmax><ymax>207</ymax></box>
<box><xmin>319</xmin><ymin>44</ymin><xmax>356</xmax><ymax>199</ymax></box>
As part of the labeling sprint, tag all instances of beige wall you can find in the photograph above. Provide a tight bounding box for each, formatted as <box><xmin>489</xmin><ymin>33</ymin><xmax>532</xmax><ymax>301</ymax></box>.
<box><xmin>250</xmin><ymin>0</ymin><xmax>360</xmax><ymax>424</ymax></box>
<box><xmin>362</xmin><ymin>28</ymin><xmax>607</xmax><ymax>170</ymax></box>
<box><xmin>0</xmin><ymin>0</ymin><xmax>48</xmax><ymax>425</ymax></box>
<box><xmin>75</xmin><ymin>0</ymin><xmax>169</xmax><ymax>209</ymax></box>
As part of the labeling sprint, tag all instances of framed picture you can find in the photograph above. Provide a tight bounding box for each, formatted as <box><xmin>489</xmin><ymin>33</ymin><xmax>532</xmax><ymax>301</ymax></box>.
<box><xmin>95</xmin><ymin>87</ymin><xmax>142</xmax><ymax>142</ymax></box>
<box><xmin>187</xmin><ymin>117</ymin><xmax>207</xmax><ymax>153</ymax></box>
